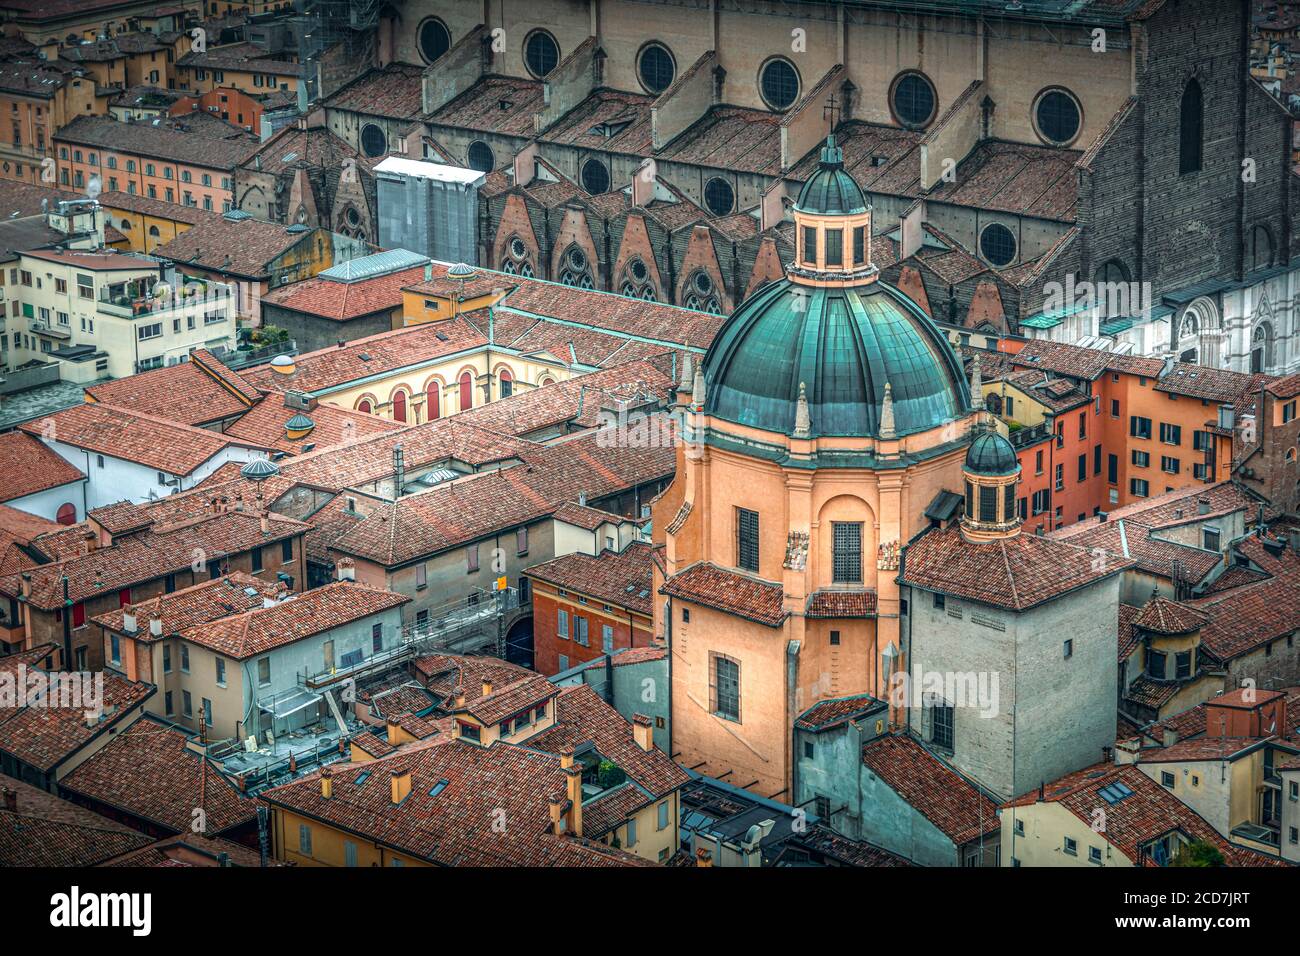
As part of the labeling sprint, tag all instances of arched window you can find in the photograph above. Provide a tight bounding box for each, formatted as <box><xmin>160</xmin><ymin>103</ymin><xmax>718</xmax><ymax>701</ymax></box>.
<box><xmin>683</xmin><ymin>270</ymin><xmax>721</xmax><ymax>314</ymax></box>
<box><xmin>56</xmin><ymin>503</ymin><xmax>76</xmax><ymax>525</ymax></box>
<box><xmin>1094</xmin><ymin>259</ymin><xmax>1130</xmax><ymax>285</ymax></box>
<box><xmin>558</xmin><ymin>245</ymin><xmax>594</xmax><ymax>288</ymax></box>
<box><xmin>356</xmin><ymin>397</ymin><xmax>373</xmax><ymax>414</ymax></box>
<box><xmin>501</xmin><ymin>235</ymin><xmax>534</xmax><ymax>277</ymax></box>
<box><xmin>426</xmin><ymin>382</ymin><xmax>440</xmax><ymax>421</ymax></box>
<box><xmin>459</xmin><ymin>371</ymin><xmax>474</xmax><ymax>411</ymax></box>
<box><xmin>391</xmin><ymin>389</ymin><xmax>407</xmax><ymax>423</ymax></box>
<box><xmin>1251</xmin><ymin>323</ymin><xmax>1274</xmax><ymax>373</ymax></box>
<box><xmin>1179</xmin><ymin>79</ymin><xmax>1203</xmax><ymax>176</ymax></box>
<box><xmin>499</xmin><ymin>367</ymin><xmax>513</xmax><ymax>398</ymax></box>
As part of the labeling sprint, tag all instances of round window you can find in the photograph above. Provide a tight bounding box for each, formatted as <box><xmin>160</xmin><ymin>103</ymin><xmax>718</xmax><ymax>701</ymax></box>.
<box><xmin>638</xmin><ymin>42</ymin><xmax>675</xmax><ymax>94</ymax></box>
<box><xmin>892</xmin><ymin>71</ymin><xmax>937</xmax><ymax>128</ymax></box>
<box><xmin>417</xmin><ymin>18</ymin><xmax>451</xmax><ymax>64</ymax></box>
<box><xmin>524</xmin><ymin>30</ymin><xmax>559</xmax><ymax>78</ymax></box>
<box><xmin>1034</xmin><ymin>88</ymin><xmax>1081</xmax><ymax>145</ymax></box>
<box><xmin>979</xmin><ymin>223</ymin><xmax>1017</xmax><ymax>267</ymax></box>
<box><xmin>568</xmin><ymin>247</ymin><xmax>586</xmax><ymax>270</ymax></box>
<box><xmin>581</xmin><ymin>158</ymin><xmax>610</xmax><ymax>195</ymax></box>
<box><xmin>360</xmin><ymin>123</ymin><xmax>387</xmax><ymax>158</ymax></box>
<box><xmin>704</xmin><ymin>177</ymin><xmax>734</xmax><ymax>216</ymax></box>
<box><xmin>510</xmin><ymin>236</ymin><xmax>527</xmax><ymax>259</ymax></box>
<box><xmin>759</xmin><ymin>57</ymin><xmax>800</xmax><ymax>111</ymax></box>
<box><xmin>344</xmin><ymin>207</ymin><xmax>360</xmax><ymax>227</ymax></box>
<box><xmin>630</xmin><ymin>258</ymin><xmax>648</xmax><ymax>282</ymax></box>
<box><xmin>693</xmin><ymin>270</ymin><xmax>713</xmax><ymax>294</ymax></box>
<box><xmin>467</xmin><ymin>141</ymin><xmax>495</xmax><ymax>173</ymax></box>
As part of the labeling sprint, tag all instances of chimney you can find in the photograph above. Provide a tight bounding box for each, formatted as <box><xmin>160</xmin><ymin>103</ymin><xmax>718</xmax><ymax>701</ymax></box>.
<box><xmin>548</xmin><ymin>795</ymin><xmax>565</xmax><ymax>834</ymax></box>
<box><xmin>578</xmin><ymin>490</ymin><xmax>587</xmax><ymax>507</ymax></box>
<box><xmin>1</xmin><ymin>787</ymin><xmax>15</xmax><ymax>813</ymax></box>
<box><xmin>1098</xmin><ymin>511</ymin><xmax>1108</xmax><ymax>523</ymax></box>
<box><xmin>121</xmin><ymin>605</ymin><xmax>137</xmax><ymax>634</ymax></box>
<box><xmin>1101</xmin><ymin>745</ymin><xmax>1113</xmax><ymax>765</ymax></box>
<box><xmin>563</xmin><ymin>754</ymin><xmax>583</xmax><ymax>838</ymax></box>
<box><xmin>393</xmin><ymin>443</ymin><xmax>405</xmax><ymax>496</ymax></box>
<box><xmin>1197</xmin><ymin>498</ymin><xmax>1211</xmax><ymax>515</ymax></box>
<box><xmin>259</xmin><ymin>511</ymin><xmax>270</xmax><ymax>535</ymax></box>
<box><xmin>149</xmin><ymin>612</ymin><xmax>162</xmax><ymax>637</ymax></box>
<box><xmin>632</xmin><ymin>713</ymin><xmax>653</xmax><ymax>751</ymax></box>
<box><xmin>481</xmin><ymin>678</ymin><xmax>493</xmax><ymax>698</ymax></box>
<box><xmin>386</xmin><ymin>717</ymin><xmax>400</xmax><ymax>746</ymax></box>
<box><xmin>390</xmin><ymin>767</ymin><xmax>412</xmax><ymax>805</ymax></box>
<box><xmin>1163</xmin><ymin>727</ymin><xmax>1179</xmax><ymax>748</ymax></box>
<box><xmin>453</xmin><ymin>684</ymin><xmax>466</xmax><ymax>709</ymax></box>
<box><xmin>320</xmin><ymin>767</ymin><xmax>333</xmax><ymax>799</ymax></box>
<box><xmin>336</xmin><ymin>557</ymin><xmax>355</xmax><ymax>582</ymax></box>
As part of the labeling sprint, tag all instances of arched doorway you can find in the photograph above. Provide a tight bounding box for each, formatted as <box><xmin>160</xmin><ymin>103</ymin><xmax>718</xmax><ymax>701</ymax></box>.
<box><xmin>504</xmin><ymin>615</ymin><xmax>534</xmax><ymax>669</ymax></box>
<box><xmin>1251</xmin><ymin>322</ymin><xmax>1274</xmax><ymax>373</ymax></box>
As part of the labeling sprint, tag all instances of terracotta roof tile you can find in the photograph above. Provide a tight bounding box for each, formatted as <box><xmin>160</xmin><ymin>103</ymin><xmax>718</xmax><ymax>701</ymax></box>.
<box><xmin>795</xmin><ymin>694</ymin><xmax>881</xmax><ymax>731</ymax></box>
<box><xmin>259</xmin><ymin>264</ymin><xmax>427</xmax><ymax>321</ymax></box>
<box><xmin>0</xmin><ymin>431</ymin><xmax>85</xmax><ymax>502</ymax></box>
<box><xmin>83</xmin><ymin>349</ymin><xmax>259</xmax><ymax>426</ymax></box>
<box><xmin>526</xmin><ymin>542</ymin><xmax>654</xmax><ymax>616</ymax></box>
<box><xmin>660</xmin><ymin>561</ymin><xmax>787</xmax><ymax>627</ymax></box>
<box><xmin>0</xmin><ymin>773</ymin><xmax>153</xmax><ymax>867</ymax></box>
<box><xmin>19</xmin><ymin>402</ymin><xmax>269</xmax><ymax>475</ymax></box>
<box><xmin>60</xmin><ymin>717</ymin><xmax>257</xmax><ymax>834</ymax></box>
<box><xmin>152</xmin><ymin>215</ymin><xmax>321</xmax><ymax>280</ymax></box>
<box><xmin>901</xmin><ymin>523</ymin><xmax>1132</xmax><ymax>612</ymax></box>
<box><xmin>806</xmin><ymin>589</ymin><xmax>877</xmax><ymax>618</ymax></box>
<box><xmin>55</xmin><ymin>112</ymin><xmax>258</xmax><ymax>171</ymax></box>
<box><xmin>223</xmin><ymin>394</ymin><xmax>403</xmax><ymax>455</ymax></box>
<box><xmin>861</xmin><ymin>735</ymin><xmax>999</xmax><ymax>845</ymax></box>
<box><xmin>180</xmin><ymin>581</ymin><xmax>409</xmax><ymax>659</ymax></box>
<box><xmin>324</xmin><ymin>63</ymin><xmax>425</xmax><ymax>120</ymax></box>
<box><xmin>1132</xmin><ymin>596</ymin><xmax>1209</xmax><ymax>634</ymax></box>
<box><xmin>90</xmin><ymin>571</ymin><xmax>278</xmax><ymax>640</ymax></box>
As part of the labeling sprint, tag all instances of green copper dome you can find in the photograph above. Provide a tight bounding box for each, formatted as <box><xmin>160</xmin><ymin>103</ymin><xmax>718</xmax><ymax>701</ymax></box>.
<box><xmin>795</xmin><ymin>136</ymin><xmax>868</xmax><ymax>215</ymax></box>
<box><xmin>702</xmin><ymin>279</ymin><xmax>970</xmax><ymax>440</ymax></box>
<box><xmin>965</xmin><ymin>431</ymin><xmax>1019</xmax><ymax>477</ymax></box>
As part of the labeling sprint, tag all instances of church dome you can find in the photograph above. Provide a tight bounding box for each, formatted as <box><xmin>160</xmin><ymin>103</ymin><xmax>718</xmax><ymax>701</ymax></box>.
<box><xmin>965</xmin><ymin>430</ymin><xmax>1019</xmax><ymax>477</ymax></box>
<box><xmin>702</xmin><ymin>278</ymin><xmax>970</xmax><ymax>439</ymax></box>
<box><xmin>795</xmin><ymin>136</ymin><xmax>867</xmax><ymax>215</ymax></box>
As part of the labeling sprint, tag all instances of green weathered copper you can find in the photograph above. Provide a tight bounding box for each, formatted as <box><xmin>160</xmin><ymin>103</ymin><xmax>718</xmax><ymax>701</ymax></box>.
<box><xmin>965</xmin><ymin>430</ymin><xmax>1020</xmax><ymax>477</ymax></box>
<box><xmin>703</xmin><ymin>277</ymin><xmax>971</xmax><ymax>440</ymax></box>
<box><xmin>795</xmin><ymin>136</ymin><xmax>868</xmax><ymax>216</ymax></box>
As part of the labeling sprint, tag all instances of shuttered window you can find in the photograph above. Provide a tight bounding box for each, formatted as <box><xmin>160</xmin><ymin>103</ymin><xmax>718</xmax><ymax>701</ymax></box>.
<box><xmin>736</xmin><ymin>507</ymin><xmax>759</xmax><ymax>572</ymax></box>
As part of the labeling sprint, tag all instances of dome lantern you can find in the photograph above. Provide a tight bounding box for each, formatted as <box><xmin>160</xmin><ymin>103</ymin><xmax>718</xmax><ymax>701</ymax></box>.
<box><xmin>960</xmin><ymin>427</ymin><xmax>1021</xmax><ymax>541</ymax></box>
<box><xmin>789</xmin><ymin>135</ymin><xmax>877</xmax><ymax>287</ymax></box>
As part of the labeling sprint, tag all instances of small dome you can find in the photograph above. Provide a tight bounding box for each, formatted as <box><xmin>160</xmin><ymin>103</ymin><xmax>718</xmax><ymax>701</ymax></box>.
<box><xmin>965</xmin><ymin>431</ymin><xmax>1019</xmax><ymax>477</ymax></box>
<box><xmin>448</xmin><ymin>262</ymin><xmax>476</xmax><ymax>278</ymax></box>
<box><xmin>795</xmin><ymin>136</ymin><xmax>868</xmax><ymax>216</ymax></box>
<box><xmin>270</xmin><ymin>355</ymin><xmax>294</xmax><ymax>368</ymax></box>
<box><xmin>285</xmin><ymin>414</ymin><xmax>315</xmax><ymax>432</ymax></box>
<box><xmin>240</xmin><ymin>458</ymin><xmax>280</xmax><ymax>480</ymax></box>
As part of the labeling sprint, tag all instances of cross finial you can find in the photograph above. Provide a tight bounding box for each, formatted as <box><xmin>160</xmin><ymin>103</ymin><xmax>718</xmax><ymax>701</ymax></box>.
<box><xmin>822</xmin><ymin>93</ymin><xmax>840</xmax><ymax>132</ymax></box>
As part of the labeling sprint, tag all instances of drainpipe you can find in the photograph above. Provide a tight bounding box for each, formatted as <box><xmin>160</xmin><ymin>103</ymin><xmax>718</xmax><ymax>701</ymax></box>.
<box><xmin>61</xmin><ymin>574</ymin><xmax>72</xmax><ymax>669</ymax></box>
<box><xmin>785</xmin><ymin>639</ymin><xmax>800</xmax><ymax>800</ymax></box>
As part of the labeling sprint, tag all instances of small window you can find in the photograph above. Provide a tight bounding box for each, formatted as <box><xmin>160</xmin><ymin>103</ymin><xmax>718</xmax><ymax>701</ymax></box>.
<box><xmin>466</xmin><ymin>544</ymin><xmax>479</xmax><ymax>573</ymax></box>
<box><xmin>829</xmin><ymin>630</ymin><xmax>840</xmax><ymax>646</ymax></box>
<box><xmin>979</xmin><ymin>223</ymin><xmax>1016</xmax><ymax>267</ymax></box>
<box><xmin>804</xmin><ymin>741</ymin><xmax>815</xmax><ymax>760</ymax></box>
<box><xmin>1161</xmin><ymin>771</ymin><xmax>1176</xmax><ymax>789</ymax></box>
<box><xmin>637</xmin><ymin>42</ymin><xmax>676</xmax><ymax>94</ymax></box>
<box><xmin>1089</xmin><ymin>846</ymin><xmax>1102</xmax><ymax>864</ymax></box>
<box><xmin>736</xmin><ymin>507</ymin><xmax>760</xmax><ymax>573</ymax></box>
<box><xmin>1063</xmin><ymin>639</ymin><xmax>1073</xmax><ymax>659</ymax></box>
<box><xmin>298</xmin><ymin>823</ymin><xmax>312</xmax><ymax>855</ymax></box>
<box><xmin>1063</xmin><ymin>836</ymin><xmax>1078</xmax><ymax>856</ymax></box>
<box><xmin>713</xmin><ymin>654</ymin><xmax>739</xmax><ymax>721</ymax></box>
<box><xmin>682</xmin><ymin>607</ymin><xmax>690</xmax><ymax>623</ymax></box>
<box><xmin>524</xmin><ymin>30</ymin><xmax>560</xmax><ymax>78</ymax></box>
<box><xmin>759</xmin><ymin>57</ymin><xmax>800</xmax><ymax>111</ymax></box>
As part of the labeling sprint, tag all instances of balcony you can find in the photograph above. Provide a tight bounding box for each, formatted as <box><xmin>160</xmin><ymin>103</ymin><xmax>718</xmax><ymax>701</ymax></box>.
<box><xmin>28</xmin><ymin>319</ymin><xmax>71</xmax><ymax>339</ymax></box>
<box><xmin>1231</xmin><ymin>821</ymin><xmax>1280</xmax><ymax>850</ymax></box>
<box><xmin>97</xmin><ymin>279</ymin><xmax>233</xmax><ymax>320</ymax></box>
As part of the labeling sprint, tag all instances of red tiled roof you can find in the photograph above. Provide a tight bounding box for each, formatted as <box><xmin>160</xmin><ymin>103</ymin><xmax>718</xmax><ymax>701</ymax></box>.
<box><xmin>0</xmin><ymin>508</ymin><xmax>308</xmax><ymax>609</ymax></box>
<box><xmin>0</xmin><ymin>773</ymin><xmax>153</xmax><ymax>867</ymax></box>
<box><xmin>413</xmin><ymin>654</ymin><xmax>536</xmax><ymax>709</ymax></box>
<box><xmin>223</xmin><ymin>393</ymin><xmax>403</xmax><ymax>455</ymax></box>
<box><xmin>660</xmin><ymin>561</ymin><xmax>787</xmax><ymax>627</ymax></box>
<box><xmin>463</xmin><ymin>675</ymin><xmax>555</xmax><ymax>726</ymax></box>
<box><xmin>0</xmin><ymin>431</ymin><xmax>85</xmax><ymax>502</ymax></box>
<box><xmin>83</xmin><ymin>350</ymin><xmax>258</xmax><ymax>426</ymax></box>
<box><xmin>1135</xmin><ymin>736</ymin><xmax>1262</xmax><ymax>763</ymax></box>
<box><xmin>1132</xmin><ymin>596</ymin><xmax>1208</xmax><ymax>634</ymax></box>
<box><xmin>260</xmin><ymin>264</ymin><xmax>427</xmax><ymax>321</ymax></box>
<box><xmin>329</xmin><ymin>431</ymin><xmax>673</xmax><ymax>566</ymax></box>
<box><xmin>99</xmin><ymin>832</ymin><xmax>268</xmax><ymax>867</ymax></box>
<box><xmin>180</xmin><ymin>581</ymin><xmax>409</xmax><ymax>660</ymax></box>
<box><xmin>1004</xmin><ymin>763</ymin><xmax>1277</xmax><ymax>867</ymax></box>
<box><xmin>0</xmin><ymin>664</ymin><xmax>152</xmax><ymax>773</ymax></box>
<box><xmin>259</xmin><ymin>736</ymin><xmax>647</xmax><ymax>866</ymax></box>
<box><xmin>323</xmin><ymin>62</ymin><xmax>424</xmax><ymax>120</ymax></box>
<box><xmin>90</xmin><ymin>572</ymin><xmax>278</xmax><ymax>640</ymax></box>
<box><xmin>861</xmin><ymin>735</ymin><xmax>999</xmax><ymax>845</ymax></box>
<box><xmin>795</xmin><ymin>694</ymin><xmax>881</xmax><ymax>731</ymax></box>
<box><xmin>1011</xmin><ymin>339</ymin><xmax>1165</xmax><ymax>381</ymax></box>
<box><xmin>1190</xmin><ymin>569</ymin><xmax>1300</xmax><ymax>662</ymax></box>
<box><xmin>806</xmin><ymin>589</ymin><xmax>877</xmax><ymax>618</ymax></box>
<box><xmin>87</xmin><ymin>500</ymin><xmax>153</xmax><ymax>535</ymax></box>
<box><xmin>60</xmin><ymin>717</ymin><xmax>257</xmax><ymax>835</ymax></box>
<box><xmin>0</xmin><ymin>505</ymin><xmax>59</xmax><ymax>577</ymax></box>
<box><xmin>784</xmin><ymin>822</ymin><xmax>912</xmax><ymax>867</ymax></box>
<box><xmin>351</xmin><ymin>731</ymin><xmax>396</xmax><ymax>758</ymax></box>
<box><xmin>19</xmin><ymin>402</ymin><xmax>270</xmax><ymax>475</ymax></box>
<box><xmin>1123</xmin><ymin>675</ymin><xmax>1182</xmax><ymax>710</ymax></box>
<box><xmin>1154</xmin><ymin>365</ymin><xmax>1272</xmax><ymax>404</ymax></box>
<box><xmin>241</xmin><ymin>316</ymin><xmax>488</xmax><ymax>393</ymax></box>
<box><xmin>152</xmin><ymin>215</ymin><xmax>319</xmax><ymax>279</ymax></box>
<box><xmin>521</xmin><ymin>683</ymin><xmax>689</xmax><ymax>799</ymax></box>
<box><xmin>526</xmin><ymin>542</ymin><xmax>654</xmax><ymax>616</ymax></box>
<box><xmin>901</xmin><ymin>524</ymin><xmax>1132</xmax><ymax>612</ymax></box>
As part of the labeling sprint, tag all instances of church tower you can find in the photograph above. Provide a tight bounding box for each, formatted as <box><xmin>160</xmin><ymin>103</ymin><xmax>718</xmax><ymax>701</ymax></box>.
<box><xmin>652</xmin><ymin>136</ymin><xmax>980</xmax><ymax>799</ymax></box>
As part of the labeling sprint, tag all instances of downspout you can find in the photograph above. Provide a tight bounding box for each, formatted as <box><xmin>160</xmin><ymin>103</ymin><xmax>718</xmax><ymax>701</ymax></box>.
<box><xmin>665</xmin><ymin>594</ymin><xmax>673</xmax><ymax>758</ymax></box>
<box><xmin>785</xmin><ymin>638</ymin><xmax>800</xmax><ymax>799</ymax></box>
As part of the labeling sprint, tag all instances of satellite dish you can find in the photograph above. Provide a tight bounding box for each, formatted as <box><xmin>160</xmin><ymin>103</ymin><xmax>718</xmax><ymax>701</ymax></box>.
<box><xmin>86</xmin><ymin>174</ymin><xmax>101</xmax><ymax>200</ymax></box>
